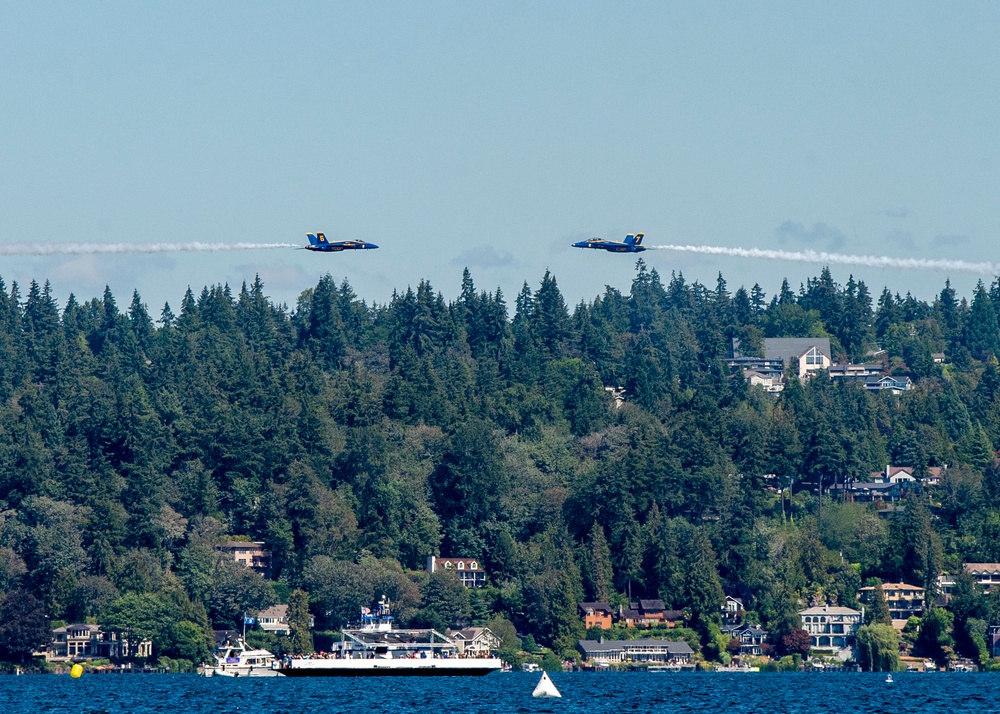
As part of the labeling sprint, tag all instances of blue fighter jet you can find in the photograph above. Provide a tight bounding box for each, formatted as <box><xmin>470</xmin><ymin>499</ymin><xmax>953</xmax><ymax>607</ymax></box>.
<box><xmin>572</xmin><ymin>232</ymin><xmax>646</xmax><ymax>253</ymax></box>
<box><xmin>304</xmin><ymin>232</ymin><xmax>379</xmax><ymax>252</ymax></box>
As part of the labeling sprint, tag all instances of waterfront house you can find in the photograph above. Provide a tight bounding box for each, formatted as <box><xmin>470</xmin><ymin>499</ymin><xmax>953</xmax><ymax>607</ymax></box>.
<box><xmin>48</xmin><ymin>623</ymin><xmax>152</xmax><ymax>662</ymax></box>
<box><xmin>577</xmin><ymin>638</ymin><xmax>694</xmax><ymax>664</ymax></box>
<box><xmin>447</xmin><ymin>627</ymin><xmax>501</xmax><ymax>657</ymax></box>
<box><xmin>799</xmin><ymin>605</ymin><xmax>862</xmax><ymax>661</ymax></box>
<box><xmin>721</xmin><ymin>624</ymin><xmax>770</xmax><ymax>656</ymax></box>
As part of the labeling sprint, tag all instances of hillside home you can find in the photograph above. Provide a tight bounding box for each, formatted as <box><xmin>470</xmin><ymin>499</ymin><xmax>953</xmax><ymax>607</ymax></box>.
<box><xmin>578</xmin><ymin>602</ymin><xmax>614</xmax><ymax>630</ymax></box>
<box><xmin>721</xmin><ymin>596</ymin><xmax>745</xmax><ymax>625</ymax></box>
<box><xmin>426</xmin><ymin>556</ymin><xmax>487</xmax><ymax>588</ymax></box>
<box><xmin>215</xmin><ymin>541</ymin><xmax>272</xmax><ymax>579</ymax></box>
<box><xmin>858</xmin><ymin>582</ymin><xmax>925</xmax><ymax>622</ymax></box>
<box><xmin>865</xmin><ymin>375</ymin><xmax>913</xmax><ymax>394</ymax></box>
<box><xmin>764</xmin><ymin>338</ymin><xmax>832</xmax><ymax>378</ymax></box>
<box><xmin>618</xmin><ymin>600</ymin><xmax>684</xmax><ymax>628</ymax></box>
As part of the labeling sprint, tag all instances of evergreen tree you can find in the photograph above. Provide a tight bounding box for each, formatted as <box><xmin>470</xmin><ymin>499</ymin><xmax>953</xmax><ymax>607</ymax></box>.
<box><xmin>684</xmin><ymin>529</ymin><xmax>724</xmax><ymax>629</ymax></box>
<box><xmin>287</xmin><ymin>589</ymin><xmax>314</xmax><ymax>654</ymax></box>
<box><xmin>582</xmin><ymin>523</ymin><xmax>614</xmax><ymax>602</ymax></box>
<box><xmin>864</xmin><ymin>580</ymin><xmax>891</xmax><ymax>626</ymax></box>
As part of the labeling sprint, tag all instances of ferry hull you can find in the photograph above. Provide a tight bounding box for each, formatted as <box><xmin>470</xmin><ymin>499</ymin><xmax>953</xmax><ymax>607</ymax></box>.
<box><xmin>278</xmin><ymin>659</ymin><xmax>503</xmax><ymax>677</ymax></box>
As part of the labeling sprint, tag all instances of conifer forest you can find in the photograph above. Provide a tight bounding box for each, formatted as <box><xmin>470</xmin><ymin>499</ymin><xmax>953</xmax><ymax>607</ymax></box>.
<box><xmin>3</xmin><ymin>260</ymin><xmax>1000</xmax><ymax>669</ymax></box>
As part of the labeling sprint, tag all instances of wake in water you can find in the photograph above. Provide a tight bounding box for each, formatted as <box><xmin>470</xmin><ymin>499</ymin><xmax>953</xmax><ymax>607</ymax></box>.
<box><xmin>648</xmin><ymin>244</ymin><xmax>1000</xmax><ymax>275</ymax></box>
<box><xmin>0</xmin><ymin>242</ymin><xmax>299</xmax><ymax>256</ymax></box>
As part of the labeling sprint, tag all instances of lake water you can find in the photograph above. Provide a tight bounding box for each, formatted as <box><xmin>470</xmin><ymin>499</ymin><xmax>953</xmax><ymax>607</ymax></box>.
<box><xmin>2</xmin><ymin>671</ymin><xmax>996</xmax><ymax>714</ymax></box>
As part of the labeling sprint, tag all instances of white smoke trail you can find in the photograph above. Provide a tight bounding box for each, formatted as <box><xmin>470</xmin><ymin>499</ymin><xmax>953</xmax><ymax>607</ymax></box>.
<box><xmin>0</xmin><ymin>242</ymin><xmax>300</xmax><ymax>256</ymax></box>
<box><xmin>648</xmin><ymin>244</ymin><xmax>1000</xmax><ymax>276</ymax></box>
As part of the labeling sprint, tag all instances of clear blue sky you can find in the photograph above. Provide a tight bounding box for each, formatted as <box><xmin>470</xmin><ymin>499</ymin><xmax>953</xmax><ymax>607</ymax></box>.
<box><xmin>2</xmin><ymin>2</ymin><xmax>998</xmax><ymax>314</ymax></box>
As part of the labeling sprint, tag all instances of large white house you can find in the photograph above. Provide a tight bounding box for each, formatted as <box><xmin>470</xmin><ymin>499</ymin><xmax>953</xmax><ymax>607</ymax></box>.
<box><xmin>799</xmin><ymin>605</ymin><xmax>862</xmax><ymax>661</ymax></box>
<box><xmin>764</xmin><ymin>338</ymin><xmax>832</xmax><ymax>378</ymax></box>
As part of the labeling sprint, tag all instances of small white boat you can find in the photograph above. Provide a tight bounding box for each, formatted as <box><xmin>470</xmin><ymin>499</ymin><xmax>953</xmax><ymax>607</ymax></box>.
<box><xmin>522</xmin><ymin>662</ymin><xmax>541</xmax><ymax>673</ymax></box>
<box><xmin>716</xmin><ymin>664</ymin><xmax>759</xmax><ymax>672</ymax></box>
<box><xmin>532</xmin><ymin>671</ymin><xmax>561</xmax><ymax>698</ymax></box>
<box><xmin>648</xmin><ymin>664</ymin><xmax>682</xmax><ymax>673</ymax></box>
<box><xmin>202</xmin><ymin>637</ymin><xmax>280</xmax><ymax>677</ymax></box>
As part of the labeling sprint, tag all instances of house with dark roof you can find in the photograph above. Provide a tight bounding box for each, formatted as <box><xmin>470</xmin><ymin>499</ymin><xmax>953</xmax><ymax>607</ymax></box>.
<box><xmin>721</xmin><ymin>596</ymin><xmax>745</xmax><ymax>625</ymax></box>
<box><xmin>577</xmin><ymin>638</ymin><xmax>694</xmax><ymax>664</ymax></box>
<box><xmin>865</xmin><ymin>375</ymin><xmax>913</xmax><ymax>394</ymax></box>
<box><xmin>827</xmin><ymin>363</ymin><xmax>884</xmax><ymax>382</ymax></box>
<box><xmin>618</xmin><ymin>600</ymin><xmax>683</xmax><ymax>628</ymax></box>
<box><xmin>835</xmin><ymin>478</ymin><xmax>921</xmax><ymax>503</ymax></box>
<box><xmin>578</xmin><ymin>602</ymin><xmax>613</xmax><ymax>630</ymax></box>
<box><xmin>721</xmin><ymin>624</ymin><xmax>769</xmax><ymax>656</ymax></box>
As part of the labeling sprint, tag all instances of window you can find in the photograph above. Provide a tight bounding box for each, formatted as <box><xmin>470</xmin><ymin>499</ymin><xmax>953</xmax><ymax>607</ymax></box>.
<box><xmin>457</xmin><ymin>561</ymin><xmax>464</xmax><ymax>570</ymax></box>
<box><xmin>471</xmin><ymin>561</ymin><xmax>478</xmax><ymax>570</ymax></box>
<box><xmin>805</xmin><ymin>348</ymin><xmax>825</xmax><ymax>365</ymax></box>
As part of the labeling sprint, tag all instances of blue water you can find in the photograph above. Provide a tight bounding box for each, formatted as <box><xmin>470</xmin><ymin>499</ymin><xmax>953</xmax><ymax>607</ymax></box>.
<box><xmin>1</xmin><ymin>672</ymin><xmax>996</xmax><ymax>714</ymax></box>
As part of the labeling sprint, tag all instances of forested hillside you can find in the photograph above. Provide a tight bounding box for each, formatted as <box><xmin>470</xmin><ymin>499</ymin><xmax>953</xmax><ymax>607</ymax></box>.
<box><xmin>3</xmin><ymin>261</ymin><xmax>1000</xmax><ymax>667</ymax></box>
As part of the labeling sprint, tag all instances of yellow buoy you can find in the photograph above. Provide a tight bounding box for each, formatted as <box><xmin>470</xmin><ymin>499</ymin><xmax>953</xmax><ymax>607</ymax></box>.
<box><xmin>70</xmin><ymin>663</ymin><xmax>84</xmax><ymax>678</ymax></box>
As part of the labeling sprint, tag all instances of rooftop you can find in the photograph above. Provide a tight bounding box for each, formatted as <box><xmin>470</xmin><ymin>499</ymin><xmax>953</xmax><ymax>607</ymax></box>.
<box><xmin>764</xmin><ymin>338</ymin><xmax>832</xmax><ymax>363</ymax></box>
<box><xmin>578</xmin><ymin>639</ymin><xmax>694</xmax><ymax>655</ymax></box>
<box><xmin>799</xmin><ymin>606</ymin><xmax>861</xmax><ymax>616</ymax></box>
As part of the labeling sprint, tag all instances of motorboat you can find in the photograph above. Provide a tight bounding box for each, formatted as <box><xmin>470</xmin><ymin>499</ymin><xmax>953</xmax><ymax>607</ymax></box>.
<box><xmin>202</xmin><ymin>637</ymin><xmax>280</xmax><ymax>677</ymax></box>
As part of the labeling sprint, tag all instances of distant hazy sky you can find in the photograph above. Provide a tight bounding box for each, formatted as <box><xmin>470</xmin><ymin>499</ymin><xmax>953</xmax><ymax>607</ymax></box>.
<box><xmin>2</xmin><ymin>2</ymin><xmax>998</xmax><ymax>314</ymax></box>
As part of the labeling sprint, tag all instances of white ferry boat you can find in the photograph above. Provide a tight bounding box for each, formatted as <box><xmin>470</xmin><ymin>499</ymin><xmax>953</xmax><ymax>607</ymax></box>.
<box><xmin>203</xmin><ymin>637</ymin><xmax>280</xmax><ymax>677</ymax></box>
<box><xmin>275</xmin><ymin>598</ymin><xmax>502</xmax><ymax>677</ymax></box>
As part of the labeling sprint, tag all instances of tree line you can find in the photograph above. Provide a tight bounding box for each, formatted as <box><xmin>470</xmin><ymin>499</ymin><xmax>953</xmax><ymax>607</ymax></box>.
<box><xmin>2</xmin><ymin>262</ymin><xmax>1000</xmax><ymax>669</ymax></box>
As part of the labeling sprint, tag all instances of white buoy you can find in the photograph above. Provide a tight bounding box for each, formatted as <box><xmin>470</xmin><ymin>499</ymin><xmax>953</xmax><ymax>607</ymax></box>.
<box><xmin>532</xmin><ymin>670</ymin><xmax>562</xmax><ymax>698</ymax></box>
<box><xmin>885</xmin><ymin>674</ymin><xmax>893</xmax><ymax>683</ymax></box>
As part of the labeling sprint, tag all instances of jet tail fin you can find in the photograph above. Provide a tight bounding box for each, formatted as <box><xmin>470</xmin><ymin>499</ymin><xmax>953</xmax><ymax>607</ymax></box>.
<box><xmin>634</xmin><ymin>232</ymin><xmax>644</xmax><ymax>246</ymax></box>
<box><xmin>307</xmin><ymin>232</ymin><xmax>328</xmax><ymax>246</ymax></box>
